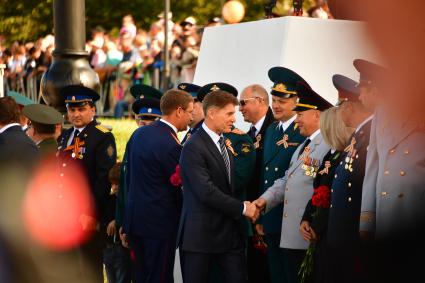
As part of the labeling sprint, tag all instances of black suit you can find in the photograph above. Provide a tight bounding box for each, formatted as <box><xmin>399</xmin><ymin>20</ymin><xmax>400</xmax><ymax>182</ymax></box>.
<box><xmin>246</xmin><ymin>108</ymin><xmax>275</xmax><ymax>283</ymax></box>
<box><xmin>178</xmin><ymin>126</ymin><xmax>247</xmax><ymax>283</ymax></box>
<box><xmin>0</xmin><ymin>124</ymin><xmax>38</xmax><ymax>171</ymax></box>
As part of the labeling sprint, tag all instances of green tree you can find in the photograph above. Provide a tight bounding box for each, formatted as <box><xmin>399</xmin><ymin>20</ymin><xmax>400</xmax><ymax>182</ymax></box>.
<box><xmin>0</xmin><ymin>0</ymin><xmax>313</xmax><ymax>44</ymax></box>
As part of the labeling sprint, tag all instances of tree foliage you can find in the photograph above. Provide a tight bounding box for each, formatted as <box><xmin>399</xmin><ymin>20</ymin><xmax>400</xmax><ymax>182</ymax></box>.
<box><xmin>0</xmin><ymin>0</ymin><xmax>314</xmax><ymax>44</ymax></box>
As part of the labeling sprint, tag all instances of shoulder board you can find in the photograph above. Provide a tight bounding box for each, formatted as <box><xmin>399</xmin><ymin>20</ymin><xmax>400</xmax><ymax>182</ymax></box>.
<box><xmin>95</xmin><ymin>125</ymin><xmax>110</xmax><ymax>133</ymax></box>
<box><xmin>231</xmin><ymin>128</ymin><xmax>246</xmax><ymax>135</ymax></box>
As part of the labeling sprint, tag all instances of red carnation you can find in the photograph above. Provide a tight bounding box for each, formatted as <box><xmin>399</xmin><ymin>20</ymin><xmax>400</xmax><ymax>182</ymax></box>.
<box><xmin>170</xmin><ymin>165</ymin><xmax>182</xmax><ymax>187</ymax></box>
<box><xmin>312</xmin><ymin>185</ymin><xmax>331</xmax><ymax>208</ymax></box>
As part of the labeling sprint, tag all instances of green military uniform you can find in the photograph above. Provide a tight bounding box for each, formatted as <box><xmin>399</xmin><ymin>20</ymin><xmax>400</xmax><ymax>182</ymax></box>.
<box><xmin>224</xmin><ymin>127</ymin><xmax>256</xmax><ymax>237</ymax></box>
<box><xmin>22</xmin><ymin>103</ymin><xmax>63</xmax><ymax>158</ymax></box>
<box><xmin>37</xmin><ymin>137</ymin><xmax>58</xmax><ymax>157</ymax></box>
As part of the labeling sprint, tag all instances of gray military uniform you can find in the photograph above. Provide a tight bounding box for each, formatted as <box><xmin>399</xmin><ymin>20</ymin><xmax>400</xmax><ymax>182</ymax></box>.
<box><xmin>361</xmin><ymin>108</ymin><xmax>425</xmax><ymax>238</ymax></box>
<box><xmin>261</xmin><ymin>131</ymin><xmax>330</xmax><ymax>250</ymax></box>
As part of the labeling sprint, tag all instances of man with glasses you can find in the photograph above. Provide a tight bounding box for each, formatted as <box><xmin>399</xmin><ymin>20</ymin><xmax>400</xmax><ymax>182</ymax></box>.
<box><xmin>239</xmin><ymin>83</ymin><xmax>275</xmax><ymax>283</ymax></box>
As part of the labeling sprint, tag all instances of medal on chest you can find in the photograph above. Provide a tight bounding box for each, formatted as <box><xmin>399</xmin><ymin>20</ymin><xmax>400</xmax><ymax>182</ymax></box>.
<box><xmin>225</xmin><ymin>139</ymin><xmax>237</xmax><ymax>156</ymax></box>
<box><xmin>65</xmin><ymin>137</ymin><xmax>86</xmax><ymax>159</ymax></box>
<box><xmin>254</xmin><ymin>134</ymin><xmax>261</xmax><ymax>149</ymax></box>
<box><xmin>300</xmin><ymin>146</ymin><xmax>319</xmax><ymax>178</ymax></box>
<box><xmin>343</xmin><ymin>137</ymin><xmax>357</xmax><ymax>172</ymax></box>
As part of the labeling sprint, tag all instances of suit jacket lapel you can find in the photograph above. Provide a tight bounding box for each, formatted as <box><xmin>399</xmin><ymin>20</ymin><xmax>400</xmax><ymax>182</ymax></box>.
<box><xmin>199</xmin><ymin>128</ymin><xmax>232</xmax><ymax>188</ymax></box>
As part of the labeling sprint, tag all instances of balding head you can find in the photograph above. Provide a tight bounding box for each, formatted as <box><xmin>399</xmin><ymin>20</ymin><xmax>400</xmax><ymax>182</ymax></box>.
<box><xmin>239</xmin><ymin>84</ymin><xmax>269</xmax><ymax>124</ymax></box>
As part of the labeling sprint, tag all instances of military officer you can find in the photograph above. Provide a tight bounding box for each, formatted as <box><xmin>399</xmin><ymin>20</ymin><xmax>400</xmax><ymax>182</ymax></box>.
<box><xmin>255</xmin><ymin>82</ymin><xmax>332</xmax><ymax>283</ymax></box>
<box><xmin>116</xmin><ymin>84</ymin><xmax>163</xmax><ymax>245</ymax></box>
<box><xmin>57</xmin><ymin>84</ymin><xmax>117</xmax><ymax>282</ymax></box>
<box><xmin>23</xmin><ymin>104</ymin><xmax>63</xmax><ymax>157</ymax></box>
<box><xmin>257</xmin><ymin>67</ymin><xmax>307</xmax><ymax>283</ymax></box>
<box><xmin>7</xmin><ymin>90</ymin><xmax>36</xmax><ymax>131</ymax></box>
<box><xmin>325</xmin><ymin>73</ymin><xmax>374</xmax><ymax>283</ymax></box>
<box><xmin>178</xmin><ymin>83</ymin><xmax>203</xmax><ymax>144</ymax></box>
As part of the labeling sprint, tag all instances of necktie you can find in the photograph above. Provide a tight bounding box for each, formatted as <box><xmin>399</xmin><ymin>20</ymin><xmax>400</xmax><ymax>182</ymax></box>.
<box><xmin>298</xmin><ymin>138</ymin><xmax>311</xmax><ymax>158</ymax></box>
<box><xmin>248</xmin><ymin>125</ymin><xmax>256</xmax><ymax>140</ymax></box>
<box><xmin>74</xmin><ymin>129</ymin><xmax>80</xmax><ymax>138</ymax></box>
<box><xmin>219</xmin><ymin>137</ymin><xmax>231</xmax><ymax>182</ymax></box>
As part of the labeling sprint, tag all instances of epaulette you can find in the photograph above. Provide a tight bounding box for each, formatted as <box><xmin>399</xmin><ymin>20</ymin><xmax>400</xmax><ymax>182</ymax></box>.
<box><xmin>95</xmin><ymin>125</ymin><xmax>110</xmax><ymax>133</ymax></box>
<box><xmin>231</xmin><ymin>128</ymin><xmax>246</xmax><ymax>135</ymax></box>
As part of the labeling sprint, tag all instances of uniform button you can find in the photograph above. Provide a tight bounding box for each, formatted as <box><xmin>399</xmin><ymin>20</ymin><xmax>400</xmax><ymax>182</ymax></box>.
<box><xmin>284</xmin><ymin>213</ymin><xmax>288</xmax><ymax>217</ymax></box>
<box><xmin>389</xmin><ymin>149</ymin><xmax>396</xmax><ymax>154</ymax></box>
<box><xmin>266</xmin><ymin>167</ymin><xmax>269</xmax><ymax>171</ymax></box>
<box><xmin>58</xmin><ymin>194</ymin><xmax>63</xmax><ymax>199</ymax></box>
<box><xmin>275</xmin><ymin>167</ymin><xmax>278</xmax><ymax>171</ymax></box>
<box><xmin>62</xmin><ymin>163</ymin><xmax>67</xmax><ymax>167</ymax></box>
<box><xmin>289</xmin><ymin>174</ymin><xmax>293</xmax><ymax>178</ymax></box>
<box><xmin>330</xmin><ymin>204</ymin><xmax>333</xmax><ymax>208</ymax></box>
<box><xmin>398</xmin><ymin>193</ymin><xmax>404</xmax><ymax>198</ymax></box>
<box><xmin>285</xmin><ymin>187</ymin><xmax>289</xmax><ymax>192</ymax></box>
<box><xmin>60</xmin><ymin>173</ymin><xmax>64</xmax><ymax>177</ymax></box>
<box><xmin>384</xmin><ymin>170</ymin><xmax>389</xmax><ymax>175</ymax></box>
<box><xmin>331</xmin><ymin>189</ymin><xmax>334</xmax><ymax>193</ymax></box>
<box><xmin>348</xmin><ymin>197</ymin><xmax>352</xmax><ymax>202</ymax></box>
<box><xmin>265</xmin><ymin>180</ymin><xmax>268</xmax><ymax>184</ymax></box>
<box><xmin>381</xmin><ymin>192</ymin><xmax>388</xmax><ymax>197</ymax></box>
<box><xmin>348</xmin><ymin>182</ymin><xmax>352</xmax><ymax>188</ymax></box>
<box><xmin>400</xmin><ymin>171</ymin><xmax>406</xmax><ymax>176</ymax></box>
<box><xmin>340</xmin><ymin>161</ymin><xmax>343</xmax><ymax>165</ymax></box>
<box><xmin>404</xmin><ymin>150</ymin><xmax>410</xmax><ymax>155</ymax></box>
<box><xmin>334</xmin><ymin>174</ymin><xmax>338</xmax><ymax>178</ymax></box>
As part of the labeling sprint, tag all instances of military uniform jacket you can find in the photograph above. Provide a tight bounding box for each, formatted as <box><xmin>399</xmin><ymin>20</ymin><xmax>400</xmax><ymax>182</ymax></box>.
<box><xmin>37</xmin><ymin>137</ymin><xmax>58</xmax><ymax>158</ymax></box>
<box><xmin>261</xmin><ymin>132</ymin><xmax>330</xmax><ymax>250</ymax></box>
<box><xmin>259</xmin><ymin>120</ymin><xmax>305</xmax><ymax>234</ymax></box>
<box><xmin>224</xmin><ymin>127</ymin><xmax>256</xmax><ymax>237</ymax></box>
<box><xmin>327</xmin><ymin>120</ymin><xmax>372</xmax><ymax>248</ymax></box>
<box><xmin>361</xmin><ymin>110</ymin><xmax>425</xmax><ymax>238</ymax></box>
<box><xmin>57</xmin><ymin>120</ymin><xmax>117</xmax><ymax>225</ymax></box>
<box><xmin>246</xmin><ymin>108</ymin><xmax>275</xmax><ymax>201</ymax></box>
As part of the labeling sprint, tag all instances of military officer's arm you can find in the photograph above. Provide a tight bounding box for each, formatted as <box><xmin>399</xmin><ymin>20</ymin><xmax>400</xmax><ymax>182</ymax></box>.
<box><xmin>257</xmin><ymin>171</ymin><xmax>288</xmax><ymax>213</ymax></box>
<box><xmin>95</xmin><ymin>133</ymin><xmax>117</xmax><ymax>225</ymax></box>
<box><xmin>360</xmin><ymin>114</ymin><xmax>378</xmax><ymax>236</ymax></box>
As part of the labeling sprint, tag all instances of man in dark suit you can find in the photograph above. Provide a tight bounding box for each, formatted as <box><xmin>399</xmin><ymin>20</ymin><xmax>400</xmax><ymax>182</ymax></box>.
<box><xmin>57</xmin><ymin>85</ymin><xmax>117</xmax><ymax>282</ymax></box>
<box><xmin>178</xmin><ymin>90</ymin><xmax>260</xmax><ymax>283</ymax></box>
<box><xmin>123</xmin><ymin>89</ymin><xmax>194</xmax><ymax>283</ymax></box>
<box><xmin>239</xmin><ymin>84</ymin><xmax>275</xmax><ymax>283</ymax></box>
<box><xmin>0</xmin><ymin>96</ymin><xmax>38</xmax><ymax>171</ymax></box>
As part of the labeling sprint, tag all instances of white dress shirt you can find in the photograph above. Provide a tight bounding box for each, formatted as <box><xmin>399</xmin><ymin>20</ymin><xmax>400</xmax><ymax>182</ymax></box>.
<box><xmin>160</xmin><ymin>118</ymin><xmax>178</xmax><ymax>134</ymax></box>
<box><xmin>278</xmin><ymin>115</ymin><xmax>297</xmax><ymax>131</ymax></box>
<box><xmin>0</xmin><ymin>123</ymin><xmax>21</xmax><ymax>134</ymax></box>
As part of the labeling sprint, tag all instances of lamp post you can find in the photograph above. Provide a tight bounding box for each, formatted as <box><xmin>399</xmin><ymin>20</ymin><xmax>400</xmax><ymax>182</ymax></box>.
<box><xmin>162</xmin><ymin>0</ymin><xmax>171</xmax><ymax>91</ymax></box>
<box><xmin>40</xmin><ymin>0</ymin><xmax>99</xmax><ymax>112</ymax></box>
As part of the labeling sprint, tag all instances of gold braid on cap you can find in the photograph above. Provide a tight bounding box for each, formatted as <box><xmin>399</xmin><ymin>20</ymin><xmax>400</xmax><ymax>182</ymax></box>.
<box><xmin>272</xmin><ymin>83</ymin><xmax>297</xmax><ymax>95</ymax></box>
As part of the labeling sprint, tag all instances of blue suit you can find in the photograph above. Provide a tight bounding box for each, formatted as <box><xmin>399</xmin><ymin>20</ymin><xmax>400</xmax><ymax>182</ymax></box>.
<box><xmin>181</xmin><ymin>120</ymin><xmax>203</xmax><ymax>145</ymax></box>
<box><xmin>326</xmin><ymin>120</ymin><xmax>372</xmax><ymax>283</ymax></box>
<box><xmin>124</xmin><ymin>120</ymin><xmax>183</xmax><ymax>283</ymax></box>
<box><xmin>259</xmin><ymin>120</ymin><xmax>305</xmax><ymax>283</ymax></box>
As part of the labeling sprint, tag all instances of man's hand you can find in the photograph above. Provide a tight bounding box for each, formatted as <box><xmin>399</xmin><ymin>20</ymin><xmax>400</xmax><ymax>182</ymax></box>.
<box><xmin>253</xmin><ymin>198</ymin><xmax>267</xmax><ymax>212</ymax></box>
<box><xmin>243</xmin><ymin>201</ymin><xmax>260</xmax><ymax>223</ymax></box>
<box><xmin>300</xmin><ymin>220</ymin><xmax>313</xmax><ymax>242</ymax></box>
<box><xmin>119</xmin><ymin>227</ymin><xmax>130</xmax><ymax>248</ymax></box>
<box><xmin>255</xmin><ymin>224</ymin><xmax>265</xmax><ymax>236</ymax></box>
<box><xmin>106</xmin><ymin>220</ymin><xmax>116</xmax><ymax>237</ymax></box>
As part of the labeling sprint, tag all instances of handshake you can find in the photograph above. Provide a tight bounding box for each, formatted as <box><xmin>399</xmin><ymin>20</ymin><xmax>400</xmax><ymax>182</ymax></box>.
<box><xmin>243</xmin><ymin>198</ymin><xmax>267</xmax><ymax>223</ymax></box>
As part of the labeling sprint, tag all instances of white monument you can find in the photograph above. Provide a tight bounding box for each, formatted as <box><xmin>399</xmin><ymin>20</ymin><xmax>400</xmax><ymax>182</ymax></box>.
<box><xmin>194</xmin><ymin>16</ymin><xmax>381</xmax><ymax>130</ymax></box>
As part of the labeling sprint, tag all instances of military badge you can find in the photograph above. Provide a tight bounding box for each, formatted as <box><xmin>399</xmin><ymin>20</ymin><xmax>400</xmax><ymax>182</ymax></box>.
<box><xmin>241</xmin><ymin>143</ymin><xmax>251</xmax><ymax>153</ymax></box>
<box><xmin>254</xmin><ymin>134</ymin><xmax>261</xmax><ymax>149</ymax></box>
<box><xmin>318</xmin><ymin>161</ymin><xmax>331</xmax><ymax>175</ymax></box>
<box><xmin>276</xmin><ymin>134</ymin><xmax>289</xmax><ymax>148</ymax></box>
<box><xmin>65</xmin><ymin>137</ymin><xmax>85</xmax><ymax>159</ymax></box>
<box><xmin>300</xmin><ymin>147</ymin><xmax>319</xmax><ymax>177</ymax></box>
<box><xmin>107</xmin><ymin>144</ymin><xmax>115</xmax><ymax>158</ymax></box>
<box><xmin>344</xmin><ymin>137</ymin><xmax>357</xmax><ymax>172</ymax></box>
<box><xmin>225</xmin><ymin>139</ymin><xmax>237</xmax><ymax>156</ymax></box>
